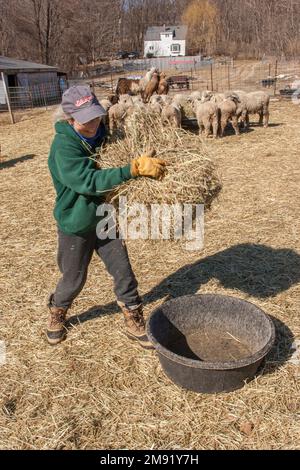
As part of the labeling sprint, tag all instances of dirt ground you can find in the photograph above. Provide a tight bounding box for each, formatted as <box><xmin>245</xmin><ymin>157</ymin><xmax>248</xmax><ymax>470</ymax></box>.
<box><xmin>0</xmin><ymin>99</ymin><xmax>299</xmax><ymax>449</ymax></box>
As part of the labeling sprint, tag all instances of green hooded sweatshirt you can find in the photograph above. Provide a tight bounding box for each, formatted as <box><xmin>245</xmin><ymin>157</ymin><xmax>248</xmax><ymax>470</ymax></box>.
<box><xmin>48</xmin><ymin>121</ymin><xmax>133</xmax><ymax>235</ymax></box>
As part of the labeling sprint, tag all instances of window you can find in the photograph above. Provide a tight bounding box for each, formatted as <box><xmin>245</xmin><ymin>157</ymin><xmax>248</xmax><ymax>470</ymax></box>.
<box><xmin>171</xmin><ymin>44</ymin><xmax>181</xmax><ymax>52</ymax></box>
<box><xmin>149</xmin><ymin>46</ymin><xmax>154</xmax><ymax>51</ymax></box>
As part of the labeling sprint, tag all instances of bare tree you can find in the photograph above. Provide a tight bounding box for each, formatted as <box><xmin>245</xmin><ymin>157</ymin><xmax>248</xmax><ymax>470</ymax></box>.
<box><xmin>29</xmin><ymin>0</ymin><xmax>64</xmax><ymax>64</ymax></box>
<box><xmin>2</xmin><ymin>0</ymin><xmax>300</xmax><ymax>73</ymax></box>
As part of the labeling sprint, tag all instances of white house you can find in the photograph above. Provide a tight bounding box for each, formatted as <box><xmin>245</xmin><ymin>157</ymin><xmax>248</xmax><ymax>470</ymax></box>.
<box><xmin>144</xmin><ymin>25</ymin><xmax>187</xmax><ymax>58</ymax></box>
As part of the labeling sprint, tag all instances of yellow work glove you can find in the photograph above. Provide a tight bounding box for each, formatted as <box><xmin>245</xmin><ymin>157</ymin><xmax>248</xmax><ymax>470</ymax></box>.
<box><xmin>131</xmin><ymin>150</ymin><xmax>167</xmax><ymax>180</ymax></box>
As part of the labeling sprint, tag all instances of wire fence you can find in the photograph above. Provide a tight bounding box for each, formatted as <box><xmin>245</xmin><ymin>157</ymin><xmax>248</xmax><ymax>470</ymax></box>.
<box><xmin>76</xmin><ymin>58</ymin><xmax>300</xmax><ymax>99</ymax></box>
<box><xmin>0</xmin><ymin>80</ymin><xmax>66</xmax><ymax>112</ymax></box>
<box><xmin>2</xmin><ymin>58</ymin><xmax>300</xmax><ymax>123</ymax></box>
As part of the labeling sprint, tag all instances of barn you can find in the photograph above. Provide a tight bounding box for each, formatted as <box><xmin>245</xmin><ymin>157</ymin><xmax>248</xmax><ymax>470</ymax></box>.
<box><xmin>0</xmin><ymin>56</ymin><xmax>67</xmax><ymax>112</ymax></box>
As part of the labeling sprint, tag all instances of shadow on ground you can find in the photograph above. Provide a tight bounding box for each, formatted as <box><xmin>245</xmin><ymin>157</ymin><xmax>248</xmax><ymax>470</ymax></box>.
<box><xmin>67</xmin><ymin>243</ymin><xmax>299</xmax><ymax>370</ymax></box>
<box><xmin>0</xmin><ymin>154</ymin><xmax>35</xmax><ymax>170</ymax></box>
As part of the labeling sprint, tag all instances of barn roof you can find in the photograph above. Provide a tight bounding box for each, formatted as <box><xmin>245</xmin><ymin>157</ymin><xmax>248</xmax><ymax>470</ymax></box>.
<box><xmin>144</xmin><ymin>25</ymin><xmax>188</xmax><ymax>41</ymax></box>
<box><xmin>0</xmin><ymin>56</ymin><xmax>58</xmax><ymax>74</ymax></box>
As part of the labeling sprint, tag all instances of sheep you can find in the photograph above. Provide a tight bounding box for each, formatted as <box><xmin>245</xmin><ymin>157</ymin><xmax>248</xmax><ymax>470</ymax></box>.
<box><xmin>157</xmin><ymin>73</ymin><xmax>169</xmax><ymax>95</ymax></box>
<box><xmin>149</xmin><ymin>95</ymin><xmax>164</xmax><ymax>115</ymax></box>
<box><xmin>132</xmin><ymin>95</ymin><xmax>144</xmax><ymax>104</ymax></box>
<box><xmin>161</xmin><ymin>103</ymin><xmax>182</xmax><ymax>128</ymax></box>
<box><xmin>99</xmin><ymin>98</ymin><xmax>113</xmax><ymax>113</ymax></box>
<box><xmin>139</xmin><ymin>67</ymin><xmax>158</xmax><ymax>93</ymax></box>
<box><xmin>194</xmin><ymin>100</ymin><xmax>220</xmax><ymax>138</ymax></box>
<box><xmin>234</xmin><ymin>91</ymin><xmax>270</xmax><ymax>128</ymax></box>
<box><xmin>143</xmin><ymin>72</ymin><xmax>160</xmax><ymax>103</ymax></box>
<box><xmin>172</xmin><ymin>93</ymin><xmax>192</xmax><ymax>120</ymax></box>
<box><xmin>218</xmin><ymin>94</ymin><xmax>241</xmax><ymax>136</ymax></box>
<box><xmin>202</xmin><ymin>91</ymin><xmax>226</xmax><ymax>104</ymax></box>
<box><xmin>108</xmin><ymin>101</ymin><xmax>133</xmax><ymax>133</ymax></box>
<box><xmin>118</xmin><ymin>94</ymin><xmax>134</xmax><ymax>107</ymax></box>
<box><xmin>172</xmin><ymin>93</ymin><xmax>188</xmax><ymax>106</ymax></box>
<box><xmin>131</xmin><ymin>95</ymin><xmax>148</xmax><ymax>112</ymax></box>
<box><xmin>116</xmin><ymin>78</ymin><xmax>140</xmax><ymax>96</ymax></box>
<box><xmin>189</xmin><ymin>90</ymin><xmax>203</xmax><ymax>102</ymax></box>
<box><xmin>99</xmin><ymin>98</ymin><xmax>113</xmax><ymax>127</ymax></box>
<box><xmin>160</xmin><ymin>95</ymin><xmax>173</xmax><ymax>106</ymax></box>
<box><xmin>106</xmin><ymin>94</ymin><xmax>119</xmax><ymax>105</ymax></box>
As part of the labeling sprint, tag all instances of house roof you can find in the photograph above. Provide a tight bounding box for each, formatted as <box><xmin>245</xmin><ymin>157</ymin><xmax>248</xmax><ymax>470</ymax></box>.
<box><xmin>0</xmin><ymin>56</ymin><xmax>58</xmax><ymax>74</ymax></box>
<box><xmin>144</xmin><ymin>25</ymin><xmax>188</xmax><ymax>41</ymax></box>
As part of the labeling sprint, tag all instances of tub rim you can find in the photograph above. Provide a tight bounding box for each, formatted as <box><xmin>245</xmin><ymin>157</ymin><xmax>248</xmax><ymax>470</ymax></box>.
<box><xmin>146</xmin><ymin>293</ymin><xmax>276</xmax><ymax>370</ymax></box>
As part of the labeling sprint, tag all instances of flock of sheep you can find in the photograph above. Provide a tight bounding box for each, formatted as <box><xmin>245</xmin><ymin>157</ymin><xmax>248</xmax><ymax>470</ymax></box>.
<box><xmin>99</xmin><ymin>67</ymin><xmax>271</xmax><ymax>138</ymax></box>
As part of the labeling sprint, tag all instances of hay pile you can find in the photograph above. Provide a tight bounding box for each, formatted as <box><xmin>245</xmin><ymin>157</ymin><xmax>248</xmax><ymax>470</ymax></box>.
<box><xmin>180</xmin><ymin>100</ymin><xmax>196</xmax><ymax>121</ymax></box>
<box><xmin>95</xmin><ymin>112</ymin><xmax>222</xmax><ymax>209</ymax></box>
<box><xmin>1</xmin><ymin>101</ymin><xmax>300</xmax><ymax>450</ymax></box>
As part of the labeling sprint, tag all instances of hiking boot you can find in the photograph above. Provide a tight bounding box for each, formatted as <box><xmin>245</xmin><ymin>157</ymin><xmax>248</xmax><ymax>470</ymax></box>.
<box><xmin>118</xmin><ymin>302</ymin><xmax>154</xmax><ymax>350</ymax></box>
<box><xmin>46</xmin><ymin>303</ymin><xmax>68</xmax><ymax>345</ymax></box>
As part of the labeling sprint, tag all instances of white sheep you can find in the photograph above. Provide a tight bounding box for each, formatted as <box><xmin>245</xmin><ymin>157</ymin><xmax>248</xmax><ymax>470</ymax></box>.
<box><xmin>118</xmin><ymin>94</ymin><xmax>134</xmax><ymax>107</ymax></box>
<box><xmin>194</xmin><ymin>100</ymin><xmax>219</xmax><ymax>138</ymax></box>
<box><xmin>161</xmin><ymin>103</ymin><xmax>182</xmax><ymax>128</ymax></box>
<box><xmin>99</xmin><ymin>98</ymin><xmax>112</xmax><ymax>112</ymax></box>
<box><xmin>233</xmin><ymin>90</ymin><xmax>270</xmax><ymax>128</ymax></box>
<box><xmin>172</xmin><ymin>93</ymin><xmax>193</xmax><ymax>121</ymax></box>
<box><xmin>99</xmin><ymin>98</ymin><xmax>112</xmax><ymax>127</ymax></box>
<box><xmin>172</xmin><ymin>93</ymin><xmax>188</xmax><ymax>106</ymax></box>
<box><xmin>160</xmin><ymin>95</ymin><xmax>173</xmax><ymax>106</ymax></box>
<box><xmin>108</xmin><ymin>101</ymin><xmax>133</xmax><ymax>133</ymax></box>
<box><xmin>202</xmin><ymin>91</ymin><xmax>226</xmax><ymax>104</ymax></box>
<box><xmin>189</xmin><ymin>90</ymin><xmax>203</xmax><ymax>102</ymax></box>
<box><xmin>149</xmin><ymin>95</ymin><xmax>163</xmax><ymax>114</ymax></box>
<box><xmin>218</xmin><ymin>94</ymin><xmax>241</xmax><ymax>136</ymax></box>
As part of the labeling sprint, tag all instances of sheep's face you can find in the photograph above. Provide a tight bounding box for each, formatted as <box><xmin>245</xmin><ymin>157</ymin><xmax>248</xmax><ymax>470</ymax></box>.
<box><xmin>119</xmin><ymin>94</ymin><xmax>134</xmax><ymax>107</ymax></box>
<box><xmin>150</xmin><ymin>94</ymin><xmax>162</xmax><ymax>103</ymax></box>
<box><xmin>201</xmin><ymin>92</ymin><xmax>213</xmax><ymax>103</ymax></box>
<box><xmin>229</xmin><ymin>94</ymin><xmax>240</xmax><ymax>104</ymax></box>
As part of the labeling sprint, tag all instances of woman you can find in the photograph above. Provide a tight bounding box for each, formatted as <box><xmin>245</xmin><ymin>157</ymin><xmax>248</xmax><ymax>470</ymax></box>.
<box><xmin>47</xmin><ymin>85</ymin><xmax>166</xmax><ymax>349</ymax></box>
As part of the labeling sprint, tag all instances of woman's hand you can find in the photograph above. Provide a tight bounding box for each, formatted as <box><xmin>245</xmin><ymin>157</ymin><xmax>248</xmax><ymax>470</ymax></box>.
<box><xmin>131</xmin><ymin>150</ymin><xmax>167</xmax><ymax>180</ymax></box>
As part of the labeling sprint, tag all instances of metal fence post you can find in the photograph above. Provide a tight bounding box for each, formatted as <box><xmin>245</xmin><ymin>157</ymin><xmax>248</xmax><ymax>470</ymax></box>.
<box><xmin>1</xmin><ymin>72</ymin><xmax>15</xmax><ymax>124</ymax></box>
<box><xmin>210</xmin><ymin>63</ymin><xmax>214</xmax><ymax>91</ymax></box>
<box><xmin>274</xmin><ymin>60</ymin><xmax>278</xmax><ymax>96</ymax></box>
<box><xmin>42</xmin><ymin>83</ymin><xmax>48</xmax><ymax>110</ymax></box>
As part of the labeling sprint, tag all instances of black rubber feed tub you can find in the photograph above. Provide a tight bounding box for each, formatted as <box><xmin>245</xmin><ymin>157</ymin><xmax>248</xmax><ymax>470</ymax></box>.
<box><xmin>147</xmin><ymin>294</ymin><xmax>275</xmax><ymax>393</ymax></box>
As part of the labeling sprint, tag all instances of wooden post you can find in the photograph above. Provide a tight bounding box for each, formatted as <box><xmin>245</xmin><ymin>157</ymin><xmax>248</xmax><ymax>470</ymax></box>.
<box><xmin>1</xmin><ymin>72</ymin><xmax>14</xmax><ymax>124</ymax></box>
<box><xmin>210</xmin><ymin>63</ymin><xmax>214</xmax><ymax>91</ymax></box>
<box><xmin>111</xmin><ymin>73</ymin><xmax>113</xmax><ymax>92</ymax></box>
<box><xmin>227</xmin><ymin>64</ymin><xmax>231</xmax><ymax>91</ymax></box>
<box><xmin>268</xmin><ymin>63</ymin><xmax>271</xmax><ymax>77</ymax></box>
<box><xmin>274</xmin><ymin>60</ymin><xmax>278</xmax><ymax>96</ymax></box>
